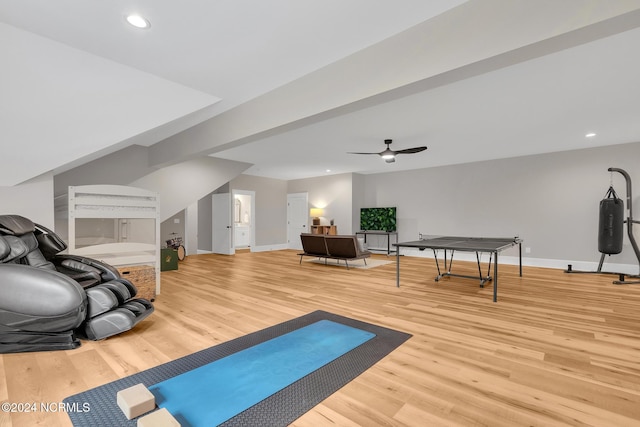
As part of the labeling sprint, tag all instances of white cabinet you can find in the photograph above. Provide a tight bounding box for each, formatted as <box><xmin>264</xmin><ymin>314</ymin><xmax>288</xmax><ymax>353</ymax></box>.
<box><xmin>234</xmin><ymin>225</ymin><xmax>250</xmax><ymax>247</ymax></box>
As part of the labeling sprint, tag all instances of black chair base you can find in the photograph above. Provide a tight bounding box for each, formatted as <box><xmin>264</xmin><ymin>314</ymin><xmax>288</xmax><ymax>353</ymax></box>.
<box><xmin>0</xmin><ymin>330</ymin><xmax>81</xmax><ymax>354</ymax></box>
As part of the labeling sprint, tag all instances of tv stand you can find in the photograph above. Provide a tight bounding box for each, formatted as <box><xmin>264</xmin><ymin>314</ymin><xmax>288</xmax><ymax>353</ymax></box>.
<box><xmin>355</xmin><ymin>231</ymin><xmax>398</xmax><ymax>255</ymax></box>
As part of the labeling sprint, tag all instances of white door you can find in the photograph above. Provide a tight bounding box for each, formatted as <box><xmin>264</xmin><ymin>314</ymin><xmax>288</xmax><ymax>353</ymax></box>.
<box><xmin>212</xmin><ymin>193</ymin><xmax>234</xmax><ymax>255</ymax></box>
<box><xmin>287</xmin><ymin>192</ymin><xmax>308</xmax><ymax>250</ymax></box>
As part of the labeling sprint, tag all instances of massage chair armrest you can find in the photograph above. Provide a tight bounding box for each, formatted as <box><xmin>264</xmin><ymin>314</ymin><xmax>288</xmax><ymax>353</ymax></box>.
<box><xmin>52</xmin><ymin>255</ymin><xmax>138</xmax><ymax>298</ymax></box>
<box><xmin>52</xmin><ymin>254</ymin><xmax>121</xmax><ymax>282</ymax></box>
<box><xmin>56</xmin><ymin>258</ymin><xmax>103</xmax><ymax>285</ymax></box>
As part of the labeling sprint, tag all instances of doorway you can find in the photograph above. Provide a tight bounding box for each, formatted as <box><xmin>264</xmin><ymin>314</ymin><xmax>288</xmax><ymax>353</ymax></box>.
<box><xmin>232</xmin><ymin>189</ymin><xmax>255</xmax><ymax>250</ymax></box>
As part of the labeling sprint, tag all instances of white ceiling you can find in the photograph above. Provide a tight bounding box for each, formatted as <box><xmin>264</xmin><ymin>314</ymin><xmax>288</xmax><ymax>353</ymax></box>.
<box><xmin>2</xmin><ymin>1</ymin><xmax>640</xmax><ymax>186</ymax></box>
<box><xmin>216</xmin><ymin>24</ymin><xmax>640</xmax><ymax>179</ymax></box>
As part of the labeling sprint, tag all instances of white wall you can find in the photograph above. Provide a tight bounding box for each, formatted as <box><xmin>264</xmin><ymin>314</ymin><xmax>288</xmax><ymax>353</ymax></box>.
<box><xmin>198</xmin><ymin>193</ymin><xmax>213</xmax><ymax>251</ymax></box>
<box><xmin>351</xmin><ymin>173</ymin><xmax>366</xmax><ymax>233</ymax></box>
<box><xmin>130</xmin><ymin>156</ymin><xmax>251</xmax><ymax>222</ymax></box>
<box><xmin>161</xmin><ymin>210</ymin><xmax>186</xmax><ymax>249</ymax></box>
<box><xmin>361</xmin><ymin>141</ymin><xmax>640</xmax><ymax>272</ymax></box>
<box><xmin>55</xmin><ymin>145</ymin><xmax>251</xmax><ymax>229</ymax></box>
<box><xmin>287</xmin><ymin>173</ymin><xmax>353</xmax><ymax>234</ymax></box>
<box><xmin>229</xmin><ymin>174</ymin><xmax>288</xmax><ymax>246</ymax></box>
<box><xmin>185</xmin><ymin>202</ymin><xmax>198</xmax><ymax>256</ymax></box>
<box><xmin>54</xmin><ymin>145</ymin><xmax>151</xmax><ymax>196</ymax></box>
<box><xmin>0</xmin><ymin>172</ymin><xmax>55</xmax><ymax>228</ymax></box>
<box><xmin>6</xmin><ymin>139</ymin><xmax>640</xmax><ymax>276</ymax></box>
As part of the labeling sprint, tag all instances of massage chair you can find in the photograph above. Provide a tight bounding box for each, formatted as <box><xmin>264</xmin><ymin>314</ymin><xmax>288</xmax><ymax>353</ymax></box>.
<box><xmin>0</xmin><ymin>214</ymin><xmax>154</xmax><ymax>353</ymax></box>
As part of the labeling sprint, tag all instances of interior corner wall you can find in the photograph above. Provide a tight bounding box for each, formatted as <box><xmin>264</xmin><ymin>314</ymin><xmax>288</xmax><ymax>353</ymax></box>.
<box><xmin>54</xmin><ymin>145</ymin><xmax>152</xmax><ymax>197</ymax></box>
<box><xmin>351</xmin><ymin>173</ymin><xmax>366</xmax><ymax>231</ymax></box>
<box><xmin>198</xmin><ymin>193</ymin><xmax>213</xmax><ymax>252</ymax></box>
<box><xmin>362</xmin><ymin>141</ymin><xmax>640</xmax><ymax>269</ymax></box>
<box><xmin>185</xmin><ymin>202</ymin><xmax>198</xmax><ymax>256</ymax></box>
<box><xmin>287</xmin><ymin>173</ymin><xmax>354</xmax><ymax>234</ymax></box>
<box><xmin>230</xmin><ymin>174</ymin><xmax>288</xmax><ymax>246</ymax></box>
<box><xmin>130</xmin><ymin>156</ymin><xmax>251</xmax><ymax>222</ymax></box>
<box><xmin>0</xmin><ymin>172</ymin><xmax>55</xmax><ymax>228</ymax></box>
<box><xmin>160</xmin><ymin>210</ymin><xmax>185</xmax><ymax>249</ymax></box>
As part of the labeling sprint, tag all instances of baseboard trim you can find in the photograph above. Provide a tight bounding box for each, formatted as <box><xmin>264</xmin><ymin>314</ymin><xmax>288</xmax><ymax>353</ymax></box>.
<box><xmin>396</xmin><ymin>247</ymin><xmax>639</xmax><ymax>275</ymax></box>
<box><xmin>251</xmin><ymin>243</ymin><xmax>290</xmax><ymax>252</ymax></box>
<box><xmin>199</xmin><ymin>245</ymin><xmax>638</xmax><ymax>275</ymax></box>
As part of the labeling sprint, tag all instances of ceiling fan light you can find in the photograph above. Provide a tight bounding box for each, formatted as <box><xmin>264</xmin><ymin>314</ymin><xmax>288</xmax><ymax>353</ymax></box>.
<box><xmin>380</xmin><ymin>148</ymin><xmax>395</xmax><ymax>160</ymax></box>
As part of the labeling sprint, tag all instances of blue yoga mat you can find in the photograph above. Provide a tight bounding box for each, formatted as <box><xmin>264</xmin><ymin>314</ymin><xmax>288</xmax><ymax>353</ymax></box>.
<box><xmin>148</xmin><ymin>319</ymin><xmax>375</xmax><ymax>426</ymax></box>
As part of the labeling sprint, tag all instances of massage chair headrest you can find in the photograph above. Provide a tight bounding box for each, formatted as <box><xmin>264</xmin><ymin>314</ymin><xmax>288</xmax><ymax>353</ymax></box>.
<box><xmin>34</xmin><ymin>222</ymin><xmax>68</xmax><ymax>258</ymax></box>
<box><xmin>0</xmin><ymin>215</ymin><xmax>67</xmax><ymax>259</ymax></box>
<box><xmin>0</xmin><ymin>214</ymin><xmax>35</xmax><ymax>236</ymax></box>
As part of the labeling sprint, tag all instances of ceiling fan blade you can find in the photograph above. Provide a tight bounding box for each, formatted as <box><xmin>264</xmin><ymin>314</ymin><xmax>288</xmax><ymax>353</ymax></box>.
<box><xmin>394</xmin><ymin>146</ymin><xmax>427</xmax><ymax>154</ymax></box>
<box><xmin>348</xmin><ymin>141</ymin><xmax>427</xmax><ymax>160</ymax></box>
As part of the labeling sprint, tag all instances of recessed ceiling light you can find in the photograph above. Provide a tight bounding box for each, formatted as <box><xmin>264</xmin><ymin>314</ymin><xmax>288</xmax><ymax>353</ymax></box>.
<box><xmin>126</xmin><ymin>14</ymin><xmax>150</xmax><ymax>29</ymax></box>
<box><xmin>585</xmin><ymin>132</ymin><xmax>596</xmax><ymax>138</ymax></box>
<box><xmin>325</xmin><ymin>169</ymin><xmax>331</xmax><ymax>173</ymax></box>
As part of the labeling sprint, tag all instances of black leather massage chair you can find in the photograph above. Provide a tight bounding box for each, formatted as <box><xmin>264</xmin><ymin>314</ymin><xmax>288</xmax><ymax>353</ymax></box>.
<box><xmin>0</xmin><ymin>214</ymin><xmax>154</xmax><ymax>353</ymax></box>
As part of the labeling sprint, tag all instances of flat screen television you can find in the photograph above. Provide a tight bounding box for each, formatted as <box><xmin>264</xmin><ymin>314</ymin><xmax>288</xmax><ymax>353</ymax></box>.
<box><xmin>360</xmin><ymin>207</ymin><xmax>397</xmax><ymax>232</ymax></box>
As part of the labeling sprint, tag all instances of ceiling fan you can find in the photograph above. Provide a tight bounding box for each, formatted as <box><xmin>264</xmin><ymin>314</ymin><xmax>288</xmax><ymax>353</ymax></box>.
<box><xmin>348</xmin><ymin>139</ymin><xmax>427</xmax><ymax>163</ymax></box>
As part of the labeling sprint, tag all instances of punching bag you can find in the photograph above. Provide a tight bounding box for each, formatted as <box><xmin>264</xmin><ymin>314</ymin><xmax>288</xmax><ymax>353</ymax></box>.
<box><xmin>598</xmin><ymin>186</ymin><xmax>624</xmax><ymax>254</ymax></box>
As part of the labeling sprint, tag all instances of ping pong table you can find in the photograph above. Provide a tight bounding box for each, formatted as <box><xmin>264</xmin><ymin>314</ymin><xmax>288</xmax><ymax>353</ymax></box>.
<box><xmin>393</xmin><ymin>236</ymin><xmax>522</xmax><ymax>302</ymax></box>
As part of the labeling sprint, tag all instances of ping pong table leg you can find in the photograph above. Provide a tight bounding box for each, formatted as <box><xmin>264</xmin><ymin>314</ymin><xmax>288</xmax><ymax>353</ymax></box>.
<box><xmin>396</xmin><ymin>248</ymin><xmax>400</xmax><ymax>287</ymax></box>
<box><xmin>493</xmin><ymin>251</ymin><xmax>498</xmax><ymax>302</ymax></box>
<box><xmin>446</xmin><ymin>250</ymin><xmax>455</xmax><ymax>275</ymax></box>
<box><xmin>484</xmin><ymin>253</ymin><xmax>493</xmax><ymax>288</ymax></box>
<box><xmin>475</xmin><ymin>251</ymin><xmax>483</xmax><ymax>286</ymax></box>
<box><xmin>433</xmin><ymin>249</ymin><xmax>443</xmax><ymax>280</ymax></box>
<box><xmin>519</xmin><ymin>241</ymin><xmax>523</xmax><ymax>277</ymax></box>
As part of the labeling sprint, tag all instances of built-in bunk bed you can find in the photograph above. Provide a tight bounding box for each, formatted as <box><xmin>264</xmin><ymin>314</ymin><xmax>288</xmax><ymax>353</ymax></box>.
<box><xmin>55</xmin><ymin>185</ymin><xmax>160</xmax><ymax>300</ymax></box>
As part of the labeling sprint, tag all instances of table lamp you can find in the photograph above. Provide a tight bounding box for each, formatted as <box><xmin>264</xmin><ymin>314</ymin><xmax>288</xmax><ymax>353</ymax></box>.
<box><xmin>310</xmin><ymin>208</ymin><xmax>323</xmax><ymax>225</ymax></box>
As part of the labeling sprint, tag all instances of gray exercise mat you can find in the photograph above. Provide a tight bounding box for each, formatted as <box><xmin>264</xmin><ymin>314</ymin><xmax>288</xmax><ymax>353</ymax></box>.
<box><xmin>64</xmin><ymin>310</ymin><xmax>412</xmax><ymax>426</ymax></box>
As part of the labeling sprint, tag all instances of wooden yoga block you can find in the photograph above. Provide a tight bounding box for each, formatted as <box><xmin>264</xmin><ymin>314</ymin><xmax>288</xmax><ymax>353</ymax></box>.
<box><xmin>137</xmin><ymin>407</ymin><xmax>181</xmax><ymax>427</ymax></box>
<box><xmin>116</xmin><ymin>383</ymin><xmax>156</xmax><ymax>420</ymax></box>
<box><xmin>117</xmin><ymin>264</ymin><xmax>156</xmax><ymax>301</ymax></box>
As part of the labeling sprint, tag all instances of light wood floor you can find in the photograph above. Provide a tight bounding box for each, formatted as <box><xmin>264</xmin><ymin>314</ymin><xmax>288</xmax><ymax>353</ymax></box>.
<box><xmin>2</xmin><ymin>250</ymin><xmax>640</xmax><ymax>426</ymax></box>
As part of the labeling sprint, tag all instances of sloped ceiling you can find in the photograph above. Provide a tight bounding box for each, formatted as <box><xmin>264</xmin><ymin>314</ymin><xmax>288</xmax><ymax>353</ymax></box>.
<box><xmin>2</xmin><ymin>0</ymin><xmax>640</xmax><ymax>186</ymax></box>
